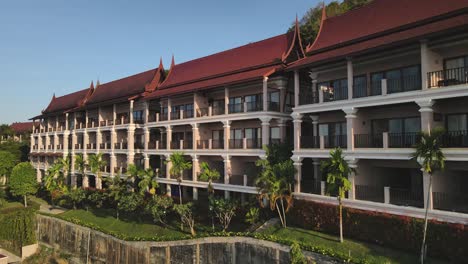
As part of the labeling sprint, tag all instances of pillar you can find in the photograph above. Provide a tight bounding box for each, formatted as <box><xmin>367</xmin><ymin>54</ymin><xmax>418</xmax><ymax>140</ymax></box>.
<box><xmin>167</xmin><ymin>98</ymin><xmax>172</xmax><ymax>120</ymax></box>
<box><xmin>223</xmin><ymin>155</ymin><xmax>231</xmax><ymax>199</ymax></box>
<box><xmin>127</xmin><ymin>126</ymin><xmax>135</xmax><ymax>165</ymax></box>
<box><xmin>294</xmin><ymin>70</ymin><xmax>299</xmax><ymax>107</ymax></box>
<box><xmin>144</xmin><ymin>128</ymin><xmax>150</xmax><ymax>151</ymax></box>
<box><xmin>417</xmin><ymin>100</ymin><xmax>434</xmax><ymax>132</ymax></box>
<box><xmin>110</xmin><ymin>128</ymin><xmax>117</xmax><ymax>152</ymax></box>
<box><xmin>112</xmin><ymin>104</ymin><xmax>117</xmax><ymax>124</ymax></box>
<box><xmin>53</xmin><ymin>132</ymin><xmax>59</xmax><ymax>152</ymax></box>
<box><xmin>165</xmin><ymin>154</ymin><xmax>172</xmax><ymax>196</ymax></box>
<box><xmin>292</xmin><ymin>113</ymin><xmax>302</xmax><ymax>150</ymax></box>
<box><xmin>129</xmin><ymin>100</ymin><xmax>134</xmax><ymax>124</ymax></box>
<box><xmin>347</xmin><ymin>57</ymin><xmax>353</xmax><ymax>99</ymax></box>
<box><xmin>311</xmin><ymin>115</ymin><xmax>319</xmax><ymax>138</ymax></box>
<box><xmin>278</xmin><ymin>119</ymin><xmax>286</xmax><ymax>143</ymax></box>
<box><xmin>263</xmin><ymin>77</ymin><xmax>268</xmax><ymax>111</ymax></box>
<box><xmin>110</xmin><ymin>154</ymin><xmax>116</xmax><ymax>177</ymax></box>
<box><xmin>96</xmin><ymin>129</ymin><xmax>102</xmax><ymax>151</ymax></box>
<box><xmin>420</xmin><ymin>40</ymin><xmax>429</xmax><ymax>90</ymax></box>
<box><xmin>223</xmin><ymin>121</ymin><xmax>231</xmax><ymax>150</ymax></box>
<box><xmin>192</xmin><ymin>123</ymin><xmax>199</xmax><ymax>150</ymax></box>
<box><xmin>166</xmin><ymin>125</ymin><xmax>172</xmax><ymax>150</ymax></box>
<box><xmin>224</xmin><ymin>87</ymin><xmax>229</xmax><ymax>114</ymax></box>
<box><xmin>347</xmin><ymin>158</ymin><xmax>358</xmax><ymax>200</ymax></box>
<box><xmin>260</xmin><ymin>117</ymin><xmax>271</xmax><ymax>147</ymax></box>
<box><xmin>293</xmin><ymin>157</ymin><xmax>303</xmax><ymax>193</ymax></box>
<box><xmin>343</xmin><ymin>107</ymin><xmax>358</xmax><ymax>150</ymax></box>
<box><xmin>144</xmin><ymin>154</ymin><xmax>150</xmax><ymax>170</ymax></box>
<box><xmin>422</xmin><ymin>170</ymin><xmax>433</xmax><ymax>210</ymax></box>
<box><xmin>279</xmin><ymin>88</ymin><xmax>286</xmax><ymax>112</ymax></box>
<box><xmin>192</xmin><ymin>155</ymin><xmax>199</xmax><ymax>200</ymax></box>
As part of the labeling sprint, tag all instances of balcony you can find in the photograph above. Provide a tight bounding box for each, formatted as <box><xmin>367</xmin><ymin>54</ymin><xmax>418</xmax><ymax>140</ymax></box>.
<box><xmin>246</xmin><ymin>138</ymin><xmax>262</xmax><ymax>149</ymax></box>
<box><xmin>245</xmin><ymin>101</ymin><xmax>262</xmax><ymax>112</ymax></box>
<box><xmin>183</xmin><ymin>109</ymin><xmax>194</xmax><ymax>119</ymax></box>
<box><xmin>87</xmin><ymin>143</ymin><xmax>97</xmax><ymax>150</ymax></box>
<box><xmin>100</xmin><ymin>143</ymin><xmax>111</xmax><ymax>150</ymax></box>
<box><xmin>160</xmin><ymin>113</ymin><xmax>168</xmax><ymax>121</ymax></box>
<box><xmin>433</xmin><ymin>192</ymin><xmax>468</xmax><ymax>214</ymax></box>
<box><xmin>170</xmin><ymin>111</ymin><xmax>180</xmax><ymax>120</ymax></box>
<box><xmin>87</xmin><ymin>121</ymin><xmax>97</xmax><ymax>128</ymax></box>
<box><xmin>299</xmin><ymin>92</ymin><xmax>319</xmax><ymax>106</ymax></box>
<box><xmin>300</xmin><ymin>136</ymin><xmax>319</xmax><ymax>149</ymax></box>
<box><xmin>428</xmin><ymin>67</ymin><xmax>468</xmax><ymax>88</ymax></box>
<box><xmin>441</xmin><ymin>130</ymin><xmax>468</xmax><ymax>147</ymax></box>
<box><xmin>197</xmin><ymin>139</ymin><xmax>224</xmax><ymax>150</ymax></box>
<box><xmin>74</xmin><ymin>144</ymin><xmax>83</xmax><ymax>150</ymax></box>
<box><xmin>100</xmin><ymin>120</ymin><xmax>114</xmax><ymax>127</ymax></box>
<box><xmin>323</xmin><ymin>87</ymin><xmax>348</xmax><ymax>102</ymax></box>
<box><xmin>196</xmin><ymin>108</ymin><xmax>209</xmax><ymax>117</ymax></box>
<box><xmin>229</xmin><ymin>139</ymin><xmax>243</xmax><ymax>149</ymax></box>
<box><xmin>228</xmin><ymin>103</ymin><xmax>243</xmax><ymax>114</ymax></box>
<box><xmin>388</xmin><ymin>132</ymin><xmax>420</xmax><ymax>148</ymax></box>
<box><xmin>134</xmin><ymin>142</ymin><xmax>144</xmax><ymax>149</ymax></box>
<box><xmin>75</xmin><ymin>123</ymin><xmax>85</xmax><ymax>129</ymax></box>
<box><xmin>56</xmin><ymin>144</ymin><xmax>63</xmax><ymax>150</ymax></box>
<box><xmin>115</xmin><ymin>117</ymin><xmax>130</xmax><ymax>125</ymax></box>
<box><xmin>354</xmin><ymin>134</ymin><xmax>383</xmax><ymax>148</ymax></box>
<box><xmin>268</xmin><ymin>101</ymin><xmax>280</xmax><ymax>112</ymax></box>
<box><xmin>300</xmin><ymin>135</ymin><xmax>347</xmax><ymax>149</ymax></box>
<box><xmin>114</xmin><ymin>142</ymin><xmax>128</xmax><ymax>150</ymax></box>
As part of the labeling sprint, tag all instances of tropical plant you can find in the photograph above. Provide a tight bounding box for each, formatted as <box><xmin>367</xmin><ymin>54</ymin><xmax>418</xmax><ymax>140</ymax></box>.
<box><xmin>88</xmin><ymin>153</ymin><xmax>107</xmax><ymax>189</ymax></box>
<box><xmin>67</xmin><ymin>187</ymin><xmax>86</xmax><ymax>209</ymax></box>
<box><xmin>199</xmin><ymin>161</ymin><xmax>220</xmax><ymax>194</ymax></box>
<box><xmin>75</xmin><ymin>154</ymin><xmax>87</xmax><ymax>187</ymax></box>
<box><xmin>127</xmin><ymin>164</ymin><xmax>143</xmax><ymax>189</ymax></box>
<box><xmin>245</xmin><ymin>207</ymin><xmax>260</xmax><ymax>225</ymax></box>
<box><xmin>211</xmin><ymin>197</ymin><xmax>238</xmax><ymax>232</ymax></box>
<box><xmin>165</xmin><ymin>152</ymin><xmax>192</xmax><ymax>204</ymax></box>
<box><xmin>117</xmin><ymin>192</ymin><xmax>142</xmax><ymax>219</ymax></box>
<box><xmin>145</xmin><ymin>195</ymin><xmax>174</xmax><ymax>225</ymax></box>
<box><xmin>8</xmin><ymin>162</ymin><xmax>38</xmax><ymax>207</ymax></box>
<box><xmin>138</xmin><ymin>168</ymin><xmax>158</xmax><ymax>196</ymax></box>
<box><xmin>255</xmin><ymin>144</ymin><xmax>295</xmax><ymax>228</ymax></box>
<box><xmin>412</xmin><ymin>128</ymin><xmax>445</xmax><ymax>264</ymax></box>
<box><xmin>320</xmin><ymin>148</ymin><xmax>355</xmax><ymax>243</ymax></box>
<box><xmin>290</xmin><ymin>242</ymin><xmax>307</xmax><ymax>264</ymax></box>
<box><xmin>173</xmin><ymin>202</ymin><xmax>196</xmax><ymax>236</ymax></box>
<box><xmin>106</xmin><ymin>175</ymin><xmax>129</xmax><ymax>219</ymax></box>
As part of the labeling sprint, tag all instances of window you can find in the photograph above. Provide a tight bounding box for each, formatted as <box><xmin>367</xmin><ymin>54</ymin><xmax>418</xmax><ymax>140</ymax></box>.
<box><xmin>353</xmin><ymin>75</ymin><xmax>367</xmax><ymax>98</ymax></box>
<box><xmin>268</xmin><ymin>91</ymin><xmax>280</xmax><ymax>111</ymax></box>
<box><xmin>445</xmin><ymin>55</ymin><xmax>468</xmax><ymax>83</ymax></box>
<box><xmin>229</xmin><ymin>97</ymin><xmax>242</xmax><ymax>113</ymax></box>
<box><xmin>133</xmin><ymin>110</ymin><xmax>143</xmax><ymax>123</ymax></box>
<box><xmin>211</xmin><ymin>99</ymin><xmax>225</xmax><ymax>115</ymax></box>
<box><xmin>244</xmin><ymin>94</ymin><xmax>262</xmax><ymax>111</ymax></box>
<box><xmin>318</xmin><ymin>122</ymin><xmax>346</xmax><ymax>136</ymax></box>
<box><xmin>447</xmin><ymin>114</ymin><xmax>468</xmax><ymax>132</ymax></box>
<box><xmin>372</xmin><ymin>65</ymin><xmax>421</xmax><ymax>94</ymax></box>
<box><xmin>319</xmin><ymin>78</ymin><xmax>348</xmax><ymax>101</ymax></box>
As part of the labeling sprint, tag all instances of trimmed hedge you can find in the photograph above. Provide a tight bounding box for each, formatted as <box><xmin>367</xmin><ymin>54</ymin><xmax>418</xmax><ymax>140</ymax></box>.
<box><xmin>288</xmin><ymin>199</ymin><xmax>468</xmax><ymax>262</ymax></box>
<box><xmin>0</xmin><ymin>206</ymin><xmax>37</xmax><ymax>255</ymax></box>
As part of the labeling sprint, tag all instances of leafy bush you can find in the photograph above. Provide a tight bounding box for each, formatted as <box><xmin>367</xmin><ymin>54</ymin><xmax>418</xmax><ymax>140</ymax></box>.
<box><xmin>0</xmin><ymin>206</ymin><xmax>36</xmax><ymax>255</ymax></box>
<box><xmin>290</xmin><ymin>242</ymin><xmax>307</xmax><ymax>264</ymax></box>
<box><xmin>145</xmin><ymin>195</ymin><xmax>173</xmax><ymax>225</ymax></box>
<box><xmin>288</xmin><ymin>199</ymin><xmax>468</xmax><ymax>262</ymax></box>
<box><xmin>245</xmin><ymin>207</ymin><xmax>260</xmax><ymax>225</ymax></box>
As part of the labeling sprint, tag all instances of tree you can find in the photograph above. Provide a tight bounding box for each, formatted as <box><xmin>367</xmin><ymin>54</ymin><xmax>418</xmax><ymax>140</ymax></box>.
<box><xmin>127</xmin><ymin>164</ymin><xmax>143</xmax><ymax>190</ymax></box>
<box><xmin>245</xmin><ymin>207</ymin><xmax>260</xmax><ymax>225</ymax></box>
<box><xmin>145</xmin><ymin>195</ymin><xmax>173</xmax><ymax>225</ymax></box>
<box><xmin>211</xmin><ymin>197</ymin><xmax>238</xmax><ymax>232</ymax></box>
<box><xmin>88</xmin><ymin>153</ymin><xmax>107</xmax><ymax>189</ymax></box>
<box><xmin>173</xmin><ymin>202</ymin><xmax>196</xmax><ymax>236</ymax></box>
<box><xmin>165</xmin><ymin>152</ymin><xmax>192</xmax><ymax>204</ymax></box>
<box><xmin>138</xmin><ymin>168</ymin><xmax>159</xmax><ymax>196</ymax></box>
<box><xmin>106</xmin><ymin>175</ymin><xmax>128</xmax><ymax>219</ymax></box>
<box><xmin>0</xmin><ymin>151</ymin><xmax>18</xmax><ymax>185</ymax></box>
<box><xmin>75</xmin><ymin>154</ymin><xmax>87</xmax><ymax>187</ymax></box>
<box><xmin>412</xmin><ymin>128</ymin><xmax>445</xmax><ymax>264</ymax></box>
<box><xmin>255</xmin><ymin>144</ymin><xmax>295</xmax><ymax>228</ymax></box>
<box><xmin>199</xmin><ymin>162</ymin><xmax>220</xmax><ymax>194</ymax></box>
<box><xmin>117</xmin><ymin>192</ymin><xmax>142</xmax><ymax>218</ymax></box>
<box><xmin>67</xmin><ymin>187</ymin><xmax>86</xmax><ymax>209</ymax></box>
<box><xmin>320</xmin><ymin>148</ymin><xmax>355</xmax><ymax>243</ymax></box>
<box><xmin>9</xmin><ymin>162</ymin><xmax>38</xmax><ymax>207</ymax></box>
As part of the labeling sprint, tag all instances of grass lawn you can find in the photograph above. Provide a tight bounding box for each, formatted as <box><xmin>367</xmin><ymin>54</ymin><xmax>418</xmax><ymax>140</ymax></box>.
<box><xmin>59</xmin><ymin>209</ymin><xmax>188</xmax><ymax>240</ymax></box>
<box><xmin>259</xmin><ymin>225</ymin><xmax>448</xmax><ymax>264</ymax></box>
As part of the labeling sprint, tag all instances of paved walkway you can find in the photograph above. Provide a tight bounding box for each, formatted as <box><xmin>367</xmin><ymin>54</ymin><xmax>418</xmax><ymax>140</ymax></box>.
<box><xmin>0</xmin><ymin>248</ymin><xmax>21</xmax><ymax>263</ymax></box>
<box><xmin>38</xmin><ymin>204</ymin><xmax>66</xmax><ymax>215</ymax></box>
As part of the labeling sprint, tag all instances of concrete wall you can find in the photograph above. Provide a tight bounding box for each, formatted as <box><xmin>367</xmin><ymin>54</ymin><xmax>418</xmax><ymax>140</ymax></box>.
<box><xmin>36</xmin><ymin>215</ymin><xmax>293</xmax><ymax>264</ymax></box>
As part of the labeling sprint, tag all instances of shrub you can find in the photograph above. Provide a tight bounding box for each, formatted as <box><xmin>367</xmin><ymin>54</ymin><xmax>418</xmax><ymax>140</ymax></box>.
<box><xmin>245</xmin><ymin>207</ymin><xmax>260</xmax><ymax>225</ymax></box>
<box><xmin>0</xmin><ymin>206</ymin><xmax>36</xmax><ymax>255</ymax></box>
<box><xmin>290</xmin><ymin>242</ymin><xmax>307</xmax><ymax>264</ymax></box>
<box><xmin>288</xmin><ymin>199</ymin><xmax>468</xmax><ymax>262</ymax></box>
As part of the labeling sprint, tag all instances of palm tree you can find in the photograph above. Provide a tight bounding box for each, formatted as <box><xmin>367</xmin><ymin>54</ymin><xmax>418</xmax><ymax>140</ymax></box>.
<box><xmin>127</xmin><ymin>164</ymin><xmax>143</xmax><ymax>191</ymax></box>
<box><xmin>88</xmin><ymin>153</ymin><xmax>107</xmax><ymax>189</ymax></box>
<box><xmin>412</xmin><ymin>128</ymin><xmax>445</xmax><ymax>264</ymax></box>
<box><xmin>165</xmin><ymin>152</ymin><xmax>192</xmax><ymax>204</ymax></box>
<box><xmin>320</xmin><ymin>148</ymin><xmax>355</xmax><ymax>243</ymax></box>
<box><xmin>75</xmin><ymin>154</ymin><xmax>87</xmax><ymax>188</ymax></box>
<box><xmin>138</xmin><ymin>168</ymin><xmax>158</xmax><ymax>196</ymax></box>
<box><xmin>255</xmin><ymin>144</ymin><xmax>295</xmax><ymax>228</ymax></box>
<box><xmin>199</xmin><ymin>162</ymin><xmax>220</xmax><ymax>194</ymax></box>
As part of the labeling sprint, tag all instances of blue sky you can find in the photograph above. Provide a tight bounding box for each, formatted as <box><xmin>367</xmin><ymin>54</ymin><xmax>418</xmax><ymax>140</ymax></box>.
<box><xmin>0</xmin><ymin>0</ymin><xmax>322</xmax><ymax>124</ymax></box>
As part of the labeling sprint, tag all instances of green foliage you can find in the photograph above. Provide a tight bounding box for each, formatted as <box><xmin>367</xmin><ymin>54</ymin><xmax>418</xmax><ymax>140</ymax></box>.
<box><xmin>88</xmin><ymin>153</ymin><xmax>106</xmax><ymax>188</ymax></box>
<box><xmin>245</xmin><ymin>207</ymin><xmax>260</xmax><ymax>225</ymax></box>
<box><xmin>138</xmin><ymin>168</ymin><xmax>159</xmax><ymax>196</ymax></box>
<box><xmin>290</xmin><ymin>242</ymin><xmax>307</xmax><ymax>264</ymax></box>
<box><xmin>199</xmin><ymin>161</ymin><xmax>220</xmax><ymax>193</ymax></box>
<box><xmin>321</xmin><ymin>148</ymin><xmax>354</xmax><ymax>199</ymax></box>
<box><xmin>117</xmin><ymin>192</ymin><xmax>142</xmax><ymax>217</ymax></box>
<box><xmin>67</xmin><ymin>187</ymin><xmax>86</xmax><ymax>209</ymax></box>
<box><xmin>166</xmin><ymin>152</ymin><xmax>192</xmax><ymax>203</ymax></box>
<box><xmin>9</xmin><ymin>162</ymin><xmax>38</xmax><ymax>207</ymax></box>
<box><xmin>0</xmin><ymin>140</ymin><xmax>29</xmax><ymax>162</ymax></box>
<box><xmin>173</xmin><ymin>202</ymin><xmax>196</xmax><ymax>236</ymax></box>
<box><xmin>0</xmin><ymin>206</ymin><xmax>36</xmax><ymax>255</ymax></box>
<box><xmin>412</xmin><ymin>127</ymin><xmax>446</xmax><ymax>174</ymax></box>
<box><xmin>145</xmin><ymin>195</ymin><xmax>174</xmax><ymax>225</ymax></box>
<box><xmin>86</xmin><ymin>190</ymin><xmax>106</xmax><ymax>209</ymax></box>
<box><xmin>0</xmin><ymin>151</ymin><xmax>18</xmax><ymax>183</ymax></box>
<box><xmin>256</xmin><ymin>143</ymin><xmax>295</xmax><ymax>227</ymax></box>
<box><xmin>75</xmin><ymin>153</ymin><xmax>87</xmax><ymax>176</ymax></box>
<box><xmin>291</xmin><ymin>0</ymin><xmax>372</xmax><ymax>48</ymax></box>
<box><xmin>210</xmin><ymin>197</ymin><xmax>238</xmax><ymax>231</ymax></box>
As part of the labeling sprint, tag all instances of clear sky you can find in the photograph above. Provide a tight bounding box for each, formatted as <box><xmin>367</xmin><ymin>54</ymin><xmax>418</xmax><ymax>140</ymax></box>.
<box><xmin>0</xmin><ymin>0</ymin><xmax>322</xmax><ymax>124</ymax></box>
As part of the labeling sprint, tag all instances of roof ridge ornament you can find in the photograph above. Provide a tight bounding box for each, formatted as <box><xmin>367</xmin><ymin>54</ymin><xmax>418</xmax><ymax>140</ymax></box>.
<box><xmin>306</xmin><ymin>2</ymin><xmax>327</xmax><ymax>53</ymax></box>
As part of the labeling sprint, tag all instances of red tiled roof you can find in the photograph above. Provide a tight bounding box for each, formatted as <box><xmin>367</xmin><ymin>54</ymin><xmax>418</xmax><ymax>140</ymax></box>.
<box><xmin>86</xmin><ymin>68</ymin><xmax>157</xmax><ymax>105</ymax></box>
<box><xmin>146</xmin><ymin>65</ymin><xmax>280</xmax><ymax>98</ymax></box>
<box><xmin>43</xmin><ymin>87</ymin><xmax>92</xmax><ymax>114</ymax></box>
<box><xmin>307</xmin><ymin>0</ymin><xmax>468</xmax><ymax>53</ymax></box>
<box><xmin>159</xmin><ymin>32</ymin><xmax>294</xmax><ymax>90</ymax></box>
<box><xmin>289</xmin><ymin>13</ymin><xmax>468</xmax><ymax>69</ymax></box>
<box><xmin>10</xmin><ymin>122</ymin><xmax>33</xmax><ymax>133</ymax></box>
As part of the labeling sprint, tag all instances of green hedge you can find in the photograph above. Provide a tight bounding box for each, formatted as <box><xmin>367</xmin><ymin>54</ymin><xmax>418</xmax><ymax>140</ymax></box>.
<box><xmin>288</xmin><ymin>199</ymin><xmax>468</xmax><ymax>262</ymax></box>
<box><xmin>0</xmin><ymin>206</ymin><xmax>37</xmax><ymax>255</ymax></box>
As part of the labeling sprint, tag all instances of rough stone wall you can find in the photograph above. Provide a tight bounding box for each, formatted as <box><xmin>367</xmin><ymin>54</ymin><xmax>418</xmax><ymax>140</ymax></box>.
<box><xmin>36</xmin><ymin>215</ymin><xmax>291</xmax><ymax>264</ymax></box>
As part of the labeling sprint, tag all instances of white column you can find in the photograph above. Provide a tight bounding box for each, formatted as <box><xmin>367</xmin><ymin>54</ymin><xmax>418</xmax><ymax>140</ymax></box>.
<box><xmin>420</xmin><ymin>40</ymin><xmax>429</xmax><ymax>90</ymax></box>
<box><xmin>129</xmin><ymin>100</ymin><xmax>134</xmax><ymax>124</ymax></box>
<box><xmin>166</xmin><ymin>125</ymin><xmax>172</xmax><ymax>150</ymax></box>
<box><xmin>192</xmin><ymin>155</ymin><xmax>199</xmax><ymax>200</ymax></box>
<box><xmin>292</xmin><ymin>113</ymin><xmax>302</xmax><ymax>150</ymax></box>
<box><xmin>144</xmin><ymin>128</ymin><xmax>150</xmax><ymax>152</ymax></box>
<box><xmin>294</xmin><ymin>70</ymin><xmax>299</xmax><ymax>107</ymax></box>
<box><xmin>422</xmin><ymin>170</ymin><xmax>433</xmax><ymax>210</ymax></box>
<box><xmin>144</xmin><ymin>154</ymin><xmax>150</xmax><ymax>170</ymax></box>
<box><xmin>223</xmin><ymin>120</ymin><xmax>231</xmax><ymax>150</ymax></box>
<box><xmin>110</xmin><ymin>154</ymin><xmax>116</xmax><ymax>177</ymax></box>
<box><xmin>343</xmin><ymin>108</ymin><xmax>358</xmax><ymax>151</ymax></box>
<box><xmin>110</xmin><ymin>129</ymin><xmax>117</xmax><ymax>152</ymax></box>
<box><xmin>293</xmin><ymin>156</ymin><xmax>303</xmax><ymax>193</ymax></box>
<box><xmin>278</xmin><ymin>119</ymin><xmax>286</xmax><ymax>143</ymax></box>
<box><xmin>347</xmin><ymin>58</ymin><xmax>353</xmax><ymax>99</ymax></box>
<box><xmin>417</xmin><ymin>100</ymin><xmax>434</xmax><ymax>133</ymax></box>
<box><xmin>167</xmin><ymin>98</ymin><xmax>172</xmax><ymax>121</ymax></box>
<box><xmin>224</xmin><ymin>87</ymin><xmax>229</xmax><ymax>114</ymax></box>
<box><xmin>144</xmin><ymin>101</ymin><xmax>149</xmax><ymax>123</ymax></box>
<box><xmin>263</xmin><ymin>77</ymin><xmax>268</xmax><ymax>111</ymax></box>
<box><xmin>223</xmin><ymin>155</ymin><xmax>231</xmax><ymax>199</ymax></box>
<box><xmin>311</xmin><ymin>115</ymin><xmax>319</xmax><ymax>138</ymax></box>
<box><xmin>96</xmin><ymin>129</ymin><xmax>101</xmax><ymax>151</ymax></box>
<box><xmin>192</xmin><ymin>123</ymin><xmax>199</xmax><ymax>150</ymax></box>
<box><xmin>347</xmin><ymin>158</ymin><xmax>358</xmax><ymax>200</ymax></box>
<box><xmin>127</xmin><ymin>126</ymin><xmax>135</xmax><ymax>165</ymax></box>
<box><xmin>260</xmin><ymin>117</ymin><xmax>271</xmax><ymax>147</ymax></box>
<box><xmin>112</xmin><ymin>104</ymin><xmax>117</xmax><ymax>124</ymax></box>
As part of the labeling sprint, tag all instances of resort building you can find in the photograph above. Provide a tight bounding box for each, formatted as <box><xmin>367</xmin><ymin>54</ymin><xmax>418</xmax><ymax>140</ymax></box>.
<box><xmin>30</xmin><ymin>0</ymin><xmax>468</xmax><ymax>223</ymax></box>
<box><xmin>0</xmin><ymin>122</ymin><xmax>33</xmax><ymax>142</ymax></box>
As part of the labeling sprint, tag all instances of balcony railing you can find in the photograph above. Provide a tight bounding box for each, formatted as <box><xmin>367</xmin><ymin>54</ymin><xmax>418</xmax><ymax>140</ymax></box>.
<box><xmin>212</xmin><ymin>105</ymin><xmax>225</xmax><ymax>116</ymax></box>
<box><xmin>428</xmin><ymin>67</ymin><xmax>468</xmax><ymax>88</ymax></box>
<box><xmin>87</xmin><ymin>143</ymin><xmax>97</xmax><ymax>150</ymax></box>
<box><xmin>100</xmin><ymin>143</ymin><xmax>111</xmax><ymax>149</ymax></box>
<box><xmin>389</xmin><ymin>188</ymin><xmax>423</xmax><ymax>208</ymax></box>
<box><xmin>299</xmin><ymin>92</ymin><xmax>319</xmax><ymax>105</ymax></box>
<box><xmin>212</xmin><ymin>139</ymin><xmax>224</xmax><ymax>149</ymax></box>
<box><xmin>197</xmin><ymin>140</ymin><xmax>209</xmax><ymax>149</ymax></box>
<box><xmin>353</xmin><ymin>81</ymin><xmax>368</xmax><ymax>98</ymax></box>
<box><xmin>74</xmin><ymin>144</ymin><xmax>82</xmax><ymax>149</ymax></box>
<box><xmin>114</xmin><ymin>142</ymin><xmax>128</xmax><ymax>150</ymax></box>
<box><xmin>160</xmin><ymin>113</ymin><xmax>168</xmax><ymax>121</ymax></box>
<box><xmin>387</xmin><ymin>74</ymin><xmax>420</xmax><ymax>94</ymax></box>
<box><xmin>269</xmin><ymin>138</ymin><xmax>281</xmax><ymax>145</ymax></box>
<box><xmin>183</xmin><ymin>140</ymin><xmax>193</xmax><ymax>149</ymax></box>
<box><xmin>300</xmin><ymin>136</ymin><xmax>319</xmax><ymax>149</ymax></box>
<box><xmin>268</xmin><ymin>101</ymin><xmax>280</xmax><ymax>112</ymax></box>
<box><xmin>354</xmin><ymin>134</ymin><xmax>383</xmax><ymax>148</ymax></box>
<box><xmin>184</xmin><ymin>110</ymin><xmax>194</xmax><ymax>119</ymax></box>
<box><xmin>196</xmin><ymin>108</ymin><xmax>209</xmax><ymax>117</ymax></box>
<box><xmin>171</xmin><ymin>141</ymin><xmax>181</xmax><ymax>149</ymax></box>
<box><xmin>355</xmin><ymin>185</ymin><xmax>384</xmax><ymax>203</ymax></box>
<box><xmin>433</xmin><ymin>192</ymin><xmax>468</xmax><ymax>214</ymax></box>
<box><xmin>170</xmin><ymin>111</ymin><xmax>180</xmax><ymax>120</ymax></box>
<box><xmin>134</xmin><ymin>142</ymin><xmax>144</xmax><ymax>149</ymax></box>
<box><xmin>115</xmin><ymin>117</ymin><xmax>130</xmax><ymax>125</ymax></box>
<box><xmin>324</xmin><ymin>135</ymin><xmax>347</xmax><ymax>148</ymax></box>
<box><xmin>158</xmin><ymin>140</ymin><xmax>167</xmax><ymax>149</ymax></box>
<box><xmin>228</xmin><ymin>103</ymin><xmax>243</xmax><ymax>114</ymax></box>
<box><xmin>441</xmin><ymin>130</ymin><xmax>468</xmax><ymax>147</ymax></box>
<box><xmin>388</xmin><ymin>132</ymin><xmax>420</xmax><ymax>148</ymax></box>
<box><xmin>324</xmin><ymin>87</ymin><xmax>348</xmax><ymax>102</ymax></box>
<box><xmin>229</xmin><ymin>139</ymin><xmax>243</xmax><ymax>149</ymax></box>
<box><xmin>246</xmin><ymin>138</ymin><xmax>262</xmax><ymax>149</ymax></box>
<box><xmin>245</xmin><ymin>102</ymin><xmax>262</xmax><ymax>112</ymax></box>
